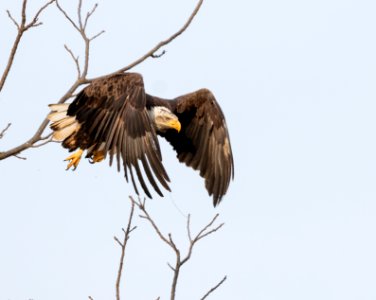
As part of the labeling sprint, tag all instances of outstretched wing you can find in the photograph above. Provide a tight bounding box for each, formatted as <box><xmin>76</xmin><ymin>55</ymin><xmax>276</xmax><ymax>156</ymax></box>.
<box><xmin>66</xmin><ymin>73</ymin><xmax>170</xmax><ymax>198</ymax></box>
<box><xmin>161</xmin><ymin>89</ymin><xmax>234</xmax><ymax>206</ymax></box>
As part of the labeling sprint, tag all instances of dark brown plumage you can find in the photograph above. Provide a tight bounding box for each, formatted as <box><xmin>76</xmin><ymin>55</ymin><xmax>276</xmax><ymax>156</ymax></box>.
<box><xmin>48</xmin><ymin>72</ymin><xmax>234</xmax><ymax>206</ymax></box>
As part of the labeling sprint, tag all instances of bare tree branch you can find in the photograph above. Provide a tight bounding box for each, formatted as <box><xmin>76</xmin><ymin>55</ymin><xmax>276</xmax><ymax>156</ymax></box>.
<box><xmin>0</xmin><ymin>0</ymin><xmax>55</xmax><ymax>93</ymax></box>
<box><xmin>200</xmin><ymin>276</ymin><xmax>227</xmax><ymax>300</ymax></box>
<box><xmin>131</xmin><ymin>196</ymin><xmax>224</xmax><ymax>300</ymax></box>
<box><xmin>114</xmin><ymin>200</ymin><xmax>136</xmax><ymax>300</ymax></box>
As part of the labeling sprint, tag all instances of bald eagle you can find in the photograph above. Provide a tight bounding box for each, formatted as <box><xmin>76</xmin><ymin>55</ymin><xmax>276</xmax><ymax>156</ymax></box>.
<box><xmin>48</xmin><ymin>73</ymin><xmax>234</xmax><ymax>206</ymax></box>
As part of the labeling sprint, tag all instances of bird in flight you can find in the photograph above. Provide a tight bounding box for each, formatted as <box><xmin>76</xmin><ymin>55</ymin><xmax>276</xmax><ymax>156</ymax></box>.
<box><xmin>48</xmin><ymin>73</ymin><xmax>234</xmax><ymax>206</ymax></box>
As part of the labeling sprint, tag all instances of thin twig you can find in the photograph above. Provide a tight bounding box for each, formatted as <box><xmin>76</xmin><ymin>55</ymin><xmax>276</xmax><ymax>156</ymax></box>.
<box><xmin>139</xmin><ymin>214</ymin><xmax>172</xmax><ymax>247</ymax></box>
<box><xmin>114</xmin><ymin>200</ymin><xmax>136</xmax><ymax>300</ymax></box>
<box><xmin>151</xmin><ymin>50</ymin><xmax>166</xmax><ymax>58</ymax></box>
<box><xmin>77</xmin><ymin>0</ymin><xmax>83</xmax><ymax>30</ymax></box>
<box><xmin>89</xmin><ymin>30</ymin><xmax>105</xmax><ymax>41</ymax></box>
<box><xmin>200</xmin><ymin>276</ymin><xmax>227</xmax><ymax>300</ymax></box>
<box><xmin>187</xmin><ymin>214</ymin><xmax>193</xmax><ymax>242</ymax></box>
<box><xmin>55</xmin><ymin>1</ymin><xmax>80</xmax><ymax>32</ymax></box>
<box><xmin>6</xmin><ymin>10</ymin><xmax>19</xmax><ymax>28</ymax></box>
<box><xmin>14</xmin><ymin>154</ymin><xmax>26</xmax><ymax>160</ymax></box>
<box><xmin>31</xmin><ymin>133</ymin><xmax>53</xmax><ymax>148</ymax></box>
<box><xmin>0</xmin><ymin>123</ymin><xmax>11</xmax><ymax>139</ymax></box>
<box><xmin>64</xmin><ymin>44</ymin><xmax>81</xmax><ymax>78</ymax></box>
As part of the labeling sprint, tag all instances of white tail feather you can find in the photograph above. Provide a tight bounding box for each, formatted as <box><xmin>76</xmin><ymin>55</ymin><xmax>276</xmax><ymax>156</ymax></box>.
<box><xmin>48</xmin><ymin>103</ymin><xmax>69</xmax><ymax>112</ymax></box>
<box><xmin>53</xmin><ymin>116</ymin><xmax>76</xmax><ymax>129</ymax></box>
<box><xmin>47</xmin><ymin>111</ymin><xmax>67</xmax><ymax>122</ymax></box>
<box><xmin>53</xmin><ymin>122</ymin><xmax>80</xmax><ymax>141</ymax></box>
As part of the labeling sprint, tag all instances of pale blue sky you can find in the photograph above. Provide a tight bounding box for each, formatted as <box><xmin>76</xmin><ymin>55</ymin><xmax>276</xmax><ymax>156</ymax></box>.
<box><xmin>1</xmin><ymin>0</ymin><xmax>376</xmax><ymax>299</ymax></box>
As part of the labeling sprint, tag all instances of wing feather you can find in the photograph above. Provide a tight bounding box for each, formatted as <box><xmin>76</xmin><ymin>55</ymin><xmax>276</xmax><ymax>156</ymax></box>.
<box><xmin>161</xmin><ymin>88</ymin><xmax>234</xmax><ymax>206</ymax></box>
<box><xmin>61</xmin><ymin>73</ymin><xmax>170</xmax><ymax>198</ymax></box>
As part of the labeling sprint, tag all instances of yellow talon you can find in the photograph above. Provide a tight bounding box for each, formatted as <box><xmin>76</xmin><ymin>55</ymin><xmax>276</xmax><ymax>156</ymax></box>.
<box><xmin>64</xmin><ymin>149</ymin><xmax>84</xmax><ymax>170</ymax></box>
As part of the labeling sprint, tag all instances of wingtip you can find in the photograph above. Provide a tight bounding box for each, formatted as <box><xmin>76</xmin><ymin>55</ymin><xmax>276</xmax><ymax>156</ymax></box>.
<box><xmin>212</xmin><ymin>195</ymin><xmax>222</xmax><ymax>207</ymax></box>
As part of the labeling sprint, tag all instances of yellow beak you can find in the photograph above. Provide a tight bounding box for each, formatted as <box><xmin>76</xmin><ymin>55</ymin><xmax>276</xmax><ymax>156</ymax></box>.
<box><xmin>167</xmin><ymin>119</ymin><xmax>181</xmax><ymax>133</ymax></box>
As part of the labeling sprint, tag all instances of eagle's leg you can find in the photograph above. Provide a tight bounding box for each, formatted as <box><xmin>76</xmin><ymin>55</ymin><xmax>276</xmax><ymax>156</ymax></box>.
<box><xmin>64</xmin><ymin>148</ymin><xmax>84</xmax><ymax>170</ymax></box>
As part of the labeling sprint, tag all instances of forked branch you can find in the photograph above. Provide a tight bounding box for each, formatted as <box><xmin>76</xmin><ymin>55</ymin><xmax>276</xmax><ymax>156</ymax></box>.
<box><xmin>0</xmin><ymin>0</ymin><xmax>55</xmax><ymax>93</ymax></box>
<box><xmin>55</xmin><ymin>0</ymin><xmax>105</xmax><ymax>78</ymax></box>
<box><xmin>130</xmin><ymin>197</ymin><xmax>225</xmax><ymax>300</ymax></box>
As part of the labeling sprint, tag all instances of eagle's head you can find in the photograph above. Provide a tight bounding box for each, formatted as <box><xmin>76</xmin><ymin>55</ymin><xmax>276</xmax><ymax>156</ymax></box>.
<box><xmin>149</xmin><ymin>106</ymin><xmax>181</xmax><ymax>133</ymax></box>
